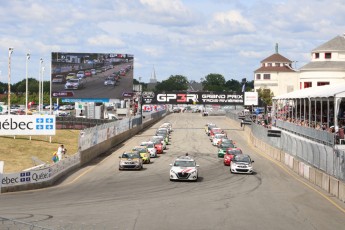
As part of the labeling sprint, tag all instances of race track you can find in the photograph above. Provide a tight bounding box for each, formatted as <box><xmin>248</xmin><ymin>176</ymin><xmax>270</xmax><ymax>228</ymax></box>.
<box><xmin>1</xmin><ymin>113</ymin><xmax>345</xmax><ymax>230</ymax></box>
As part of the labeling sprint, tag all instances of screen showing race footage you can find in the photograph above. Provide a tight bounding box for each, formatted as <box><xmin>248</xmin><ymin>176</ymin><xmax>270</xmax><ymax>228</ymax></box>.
<box><xmin>51</xmin><ymin>52</ymin><xmax>134</xmax><ymax>99</ymax></box>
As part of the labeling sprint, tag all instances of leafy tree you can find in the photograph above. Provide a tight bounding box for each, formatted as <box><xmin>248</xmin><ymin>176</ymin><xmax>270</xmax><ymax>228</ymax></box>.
<box><xmin>257</xmin><ymin>87</ymin><xmax>274</xmax><ymax>106</ymax></box>
<box><xmin>202</xmin><ymin>73</ymin><xmax>226</xmax><ymax>92</ymax></box>
<box><xmin>155</xmin><ymin>75</ymin><xmax>189</xmax><ymax>92</ymax></box>
<box><xmin>225</xmin><ymin>79</ymin><xmax>241</xmax><ymax>92</ymax></box>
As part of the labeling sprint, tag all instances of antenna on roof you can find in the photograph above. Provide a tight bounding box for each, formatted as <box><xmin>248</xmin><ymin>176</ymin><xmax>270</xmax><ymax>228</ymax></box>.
<box><xmin>275</xmin><ymin>43</ymin><xmax>279</xmax><ymax>54</ymax></box>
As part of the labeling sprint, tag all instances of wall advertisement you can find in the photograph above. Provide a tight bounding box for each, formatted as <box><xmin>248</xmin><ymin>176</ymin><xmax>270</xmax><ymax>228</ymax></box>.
<box><xmin>142</xmin><ymin>92</ymin><xmax>244</xmax><ymax>105</ymax></box>
<box><xmin>0</xmin><ymin>115</ymin><xmax>56</xmax><ymax>136</ymax></box>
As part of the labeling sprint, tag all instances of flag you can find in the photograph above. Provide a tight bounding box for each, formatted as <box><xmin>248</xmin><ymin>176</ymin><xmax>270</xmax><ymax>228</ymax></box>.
<box><xmin>241</xmin><ymin>83</ymin><xmax>246</xmax><ymax>93</ymax></box>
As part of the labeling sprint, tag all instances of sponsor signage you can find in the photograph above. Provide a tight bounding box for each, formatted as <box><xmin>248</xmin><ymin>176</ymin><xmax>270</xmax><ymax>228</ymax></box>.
<box><xmin>0</xmin><ymin>115</ymin><xmax>56</xmax><ymax>135</ymax></box>
<box><xmin>267</xmin><ymin>129</ymin><xmax>282</xmax><ymax>137</ymax></box>
<box><xmin>62</xmin><ymin>98</ymin><xmax>109</xmax><ymax>103</ymax></box>
<box><xmin>122</xmin><ymin>92</ymin><xmax>135</xmax><ymax>97</ymax></box>
<box><xmin>244</xmin><ymin>92</ymin><xmax>258</xmax><ymax>106</ymax></box>
<box><xmin>52</xmin><ymin>91</ymin><xmax>74</xmax><ymax>97</ymax></box>
<box><xmin>142</xmin><ymin>92</ymin><xmax>244</xmax><ymax>105</ymax></box>
<box><xmin>1</xmin><ymin>168</ymin><xmax>52</xmax><ymax>187</ymax></box>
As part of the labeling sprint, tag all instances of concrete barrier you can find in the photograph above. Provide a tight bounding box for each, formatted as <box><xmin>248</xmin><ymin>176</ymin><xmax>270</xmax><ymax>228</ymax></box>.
<box><xmin>309</xmin><ymin>167</ymin><xmax>316</xmax><ymax>184</ymax></box>
<box><xmin>339</xmin><ymin>181</ymin><xmax>345</xmax><ymax>202</ymax></box>
<box><xmin>293</xmin><ymin>158</ymin><xmax>299</xmax><ymax>173</ymax></box>
<box><xmin>315</xmin><ymin>169</ymin><xmax>323</xmax><ymax>188</ymax></box>
<box><xmin>322</xmin><ymin>173</ymin><xmax>330</xmax><ymax>193</ymax></box>
<box><xmin>329</xmin><ymin>177</ymin><xmax>339</xmax><ymax>197</ymax></box>
<box><xmin>303</xmin><ymin>164</ymin><xmax>310</xmax><ymax>180</ymax></box>
<box><xmin>299</xmin><ymin>161</ymin><xmax>305</xmax><ymax>176</ymax></box>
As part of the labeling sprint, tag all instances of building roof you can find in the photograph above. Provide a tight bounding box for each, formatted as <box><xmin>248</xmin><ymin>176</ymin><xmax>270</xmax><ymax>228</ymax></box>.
<box><xmin>312</xmin><ymin>35</ymin><xmax>345</xmax><ymax>52</ymax></box>
<box><xmin>261</xmin><ymin>53</ymin><xmax>292</xmax><ymax>63</ymax></box>
<box><xmin>300</xmin><ymin>61</ymin><xmax>345</xmax><ymax>71</ymax></box>
<box><xmin>273</xmin><ymin>82</ymin><xmax>345</xmax><ymax>99</ymax></box>
<box><xmin>254</xmin><ymin>65</ymin><xmax>296</xmax><ymax>73</ymax></box>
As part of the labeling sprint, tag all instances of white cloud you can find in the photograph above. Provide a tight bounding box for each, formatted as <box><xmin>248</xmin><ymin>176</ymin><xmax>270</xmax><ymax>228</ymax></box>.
<box><xmin>213</xmin><ymin>10</ymin><xmax>255</xmax><ymax>32</ymax></box>
<box><xmin>87</xmin><ymin>35</ymin><xmax>125</xmax><ymax>47</ymax></box>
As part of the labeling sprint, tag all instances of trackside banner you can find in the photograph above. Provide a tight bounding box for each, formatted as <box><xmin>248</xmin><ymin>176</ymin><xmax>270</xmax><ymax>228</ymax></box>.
<box><xmin>142</xmin><ymin>92</ymin><xmax>244</xmax><ymax>105</ymax></box>
<box><xmin>0</xmin><ymin>115</ymin><xmax>56</xmax><ymax>135</ymax></box>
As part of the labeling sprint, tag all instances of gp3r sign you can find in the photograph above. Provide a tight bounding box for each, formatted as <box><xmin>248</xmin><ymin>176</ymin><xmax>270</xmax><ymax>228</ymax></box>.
<box><xmin>0</xmin><ymin>115</ymin><xmax>56</xmax><ymax>135</ymax></box>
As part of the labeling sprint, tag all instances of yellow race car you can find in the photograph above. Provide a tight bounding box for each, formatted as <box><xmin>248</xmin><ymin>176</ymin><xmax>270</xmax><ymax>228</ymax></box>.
<box><xmin>132</xmin><ymin>146</ymin><xmax>150</xmax><ymax>164</ymax></box>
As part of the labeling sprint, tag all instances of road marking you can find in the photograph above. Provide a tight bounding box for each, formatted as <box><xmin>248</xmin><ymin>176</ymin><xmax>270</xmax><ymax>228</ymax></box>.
<box><xmin>251</xmin><ymin>135</ymin><xmax>345</xmax><ymax>214</ymax></box>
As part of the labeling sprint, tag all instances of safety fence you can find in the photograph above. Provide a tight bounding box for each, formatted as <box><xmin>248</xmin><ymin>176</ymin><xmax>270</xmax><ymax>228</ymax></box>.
<box><xmin>225</xmin><ymin>111</ymin><xmax>345</xmax><ymax>182</ymax></box>
<box><xmin>56</xmin><ymin>117</ymin><xmax>113</xmax><ymax>130</ymax></box>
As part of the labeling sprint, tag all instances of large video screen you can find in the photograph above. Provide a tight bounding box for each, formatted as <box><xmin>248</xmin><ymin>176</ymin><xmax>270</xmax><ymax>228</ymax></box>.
<box><xmin>51</xmin><ymin>52</ymin><xmax>134</xmax><ymax>100</ymax></box>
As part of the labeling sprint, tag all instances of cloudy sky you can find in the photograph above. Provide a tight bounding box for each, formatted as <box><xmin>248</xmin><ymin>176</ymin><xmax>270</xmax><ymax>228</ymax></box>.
<box><xmin>0</xmin><ymin>0</ymin><xmax>344</xmax><ymax>84</ymax></box>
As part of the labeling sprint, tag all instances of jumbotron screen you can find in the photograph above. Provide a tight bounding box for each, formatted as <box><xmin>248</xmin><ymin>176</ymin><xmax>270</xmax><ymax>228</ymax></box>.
<box><xmin>51</xmin><ymin>52</ymin><xmax>134</xmax><ymax>100</ymax></box>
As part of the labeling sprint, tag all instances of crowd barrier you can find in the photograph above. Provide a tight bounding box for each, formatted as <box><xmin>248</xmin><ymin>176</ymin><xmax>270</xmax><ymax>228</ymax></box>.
<box><xmin>0</xmin><ymin>110</ymin><xmax>167</xmax><ymax>193</ymax></box>
<box><xmin>225</xmin><ymin>111</ymin><xmax>345</xmax><ymax>203</ymax></box>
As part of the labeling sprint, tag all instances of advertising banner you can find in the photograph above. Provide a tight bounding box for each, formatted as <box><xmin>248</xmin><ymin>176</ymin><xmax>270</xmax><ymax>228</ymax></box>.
<box><xmin>142</xmin><ymin>92</ymin><xmax>244</xmax><ymax>105</ymax></box>
<box><xmin>0</xmin><ymin>115</ymin><xmax>56</xmax><ymax>136</ymax></box>
<box><xmin>244</xmin><ymin>92</ymin><xmax>258</xmax><ymax>106</ymax></box>
<box><xmin>1</xmin><ymin>168</ymin><xmax>52</xmax><ymax>187</ymax></box>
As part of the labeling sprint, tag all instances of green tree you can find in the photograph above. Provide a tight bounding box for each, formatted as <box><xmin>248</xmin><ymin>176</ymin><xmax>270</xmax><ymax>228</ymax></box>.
<box><xmin>257</xmin><ymin>87</ymin><xmax>274</xmax><ymax>106</ymax></box>
<box><xmin>202</xmin><ymin>73</ymin><xmax>226</xmax><ymax>92</ymax></box>
<box><xmin>155</xmin><ymin>75</ymin><xmax>189</xmax><ymax>92</ymax></box>
<box><xmin>225</xmin><ymin>79</ymin><xmax>241</xmax><ymax>92</ymax></box>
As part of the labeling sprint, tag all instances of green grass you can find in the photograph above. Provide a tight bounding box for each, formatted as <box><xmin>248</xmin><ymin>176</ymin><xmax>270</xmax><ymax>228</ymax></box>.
<box><xmin>0</xmin><ymin>130</ymin><xmax>80</xmax><ymax>173</ymax></box>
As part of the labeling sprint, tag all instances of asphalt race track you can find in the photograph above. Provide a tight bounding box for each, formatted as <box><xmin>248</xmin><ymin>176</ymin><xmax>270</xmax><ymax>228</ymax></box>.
<box><xmin>1</xmin><ymin>113</ymin><xmax>345</xmax><ymax>229</ymax></box>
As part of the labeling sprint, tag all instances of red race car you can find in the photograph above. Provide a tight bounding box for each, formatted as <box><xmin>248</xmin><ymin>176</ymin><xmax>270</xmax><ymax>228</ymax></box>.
<box><xmin>224</xmin><ymin>148</ymin><xmax>243</xmax><ymax>166</ymax></box>
<box><xmin>151</xmin><ymin>138</ymin><xmax>163</xmax><ymax>154</ymax></box>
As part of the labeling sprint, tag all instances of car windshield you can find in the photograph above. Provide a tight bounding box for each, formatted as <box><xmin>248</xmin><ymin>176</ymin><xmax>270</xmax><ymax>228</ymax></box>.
<box><xmin>146</xmin><ymin>143</ymin><xmax>154</xmax><ymax>148</ymax></box>
<box><xmin>68</xmin><ymin>79</ymin><xmax>79</xmax><ymax>83</ymax></box>
<box><xmin>227</xmin><ymin>149</ymin><xmax>242</xmax><ymax>155</ymax></box>
<box><xmin>133</xmin><ymin>147</ymin><xmax>146</xmax><ymax>153</ymax></box>
<box><xmin>122</xmin><ymin>152</ymin><xmax>139</xmax><ymax>159</ymax></box>
<box><xmin>222</xmin><ymin>143</ymin><xmax>235</xmax><ymax>148</ymax></box>
<box><xmin>173</xmin><ymin>160</ymin><xmax>196</xmax><ymax>167</ymax></box>
<box><xmin>233</xmin><ymin>155</ymin><xmax>251</xmax><ymax>163</ymax></box>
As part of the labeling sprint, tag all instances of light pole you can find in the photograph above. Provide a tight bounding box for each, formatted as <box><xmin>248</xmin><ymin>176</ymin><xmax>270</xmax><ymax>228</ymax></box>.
<box><xmin>25</xmin><ymin>53</ymin><xmax>30</xmax><ymax>115</ymax></box>
<box><xmin>41</xmin><ymin>66</ymin><xmax>45</xmax><ymax>113</ymax></box>
<box><xmin>38</xmin><ymin>58</ymin><xmax>43</xmax><ymax>112</ymax></box>
<box><xmin>7</xmin><ymin>47</ymin><xmax>14</xmax><ymax>115</ymax></box>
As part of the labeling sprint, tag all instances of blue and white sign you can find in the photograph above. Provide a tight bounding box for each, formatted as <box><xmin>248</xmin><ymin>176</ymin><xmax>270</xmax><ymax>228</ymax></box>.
<box><xmin>0</xmin><ymin>115</ymin><xmax>56</xmax><ymax>135</ymax></box>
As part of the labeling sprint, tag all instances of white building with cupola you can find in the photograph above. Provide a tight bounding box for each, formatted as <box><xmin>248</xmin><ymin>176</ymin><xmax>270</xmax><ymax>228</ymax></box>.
<box><xmin>254</xmin><ymin>34</ymin><xmax>345</xmax><ymax>96</ymax></box>
<box><xmin>253</xmin><ymin>44</ymin><xmax>299</xmax><ymax>97</ymax></box>
<box><xmin>299</xmin><ymin>35</ymin><xmax>345</xmax><ymax>89</ymax></box>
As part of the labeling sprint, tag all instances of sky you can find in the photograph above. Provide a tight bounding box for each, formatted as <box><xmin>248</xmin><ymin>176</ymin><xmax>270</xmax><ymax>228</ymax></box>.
<box><xmin>0</xmin><ymin>0</ymin><xmax>344</xmax><ymax>84</ymax></box>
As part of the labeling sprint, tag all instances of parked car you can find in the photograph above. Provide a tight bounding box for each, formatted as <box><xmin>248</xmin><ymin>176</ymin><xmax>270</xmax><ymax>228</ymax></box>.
<box><xmin>169</xmin><ymin>156</ymin><xmax>199</xmax><ymax>181</ymax></box>
<box><xmin>230</xmin><ymin>154</ymin><xmax>254</xmax><ymax>174</ymax></box>
<box><xmin>65</xmin><ymin>78</ymin><xmax>85</xmax><ymax>89</ymax></box>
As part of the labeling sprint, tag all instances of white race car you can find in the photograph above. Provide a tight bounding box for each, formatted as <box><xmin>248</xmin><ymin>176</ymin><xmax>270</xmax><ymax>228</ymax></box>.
<box><xmin>170</xmin><ymin>156</ymin><xmax>199</xmax><ymax>181</ymax></box>
<box><xmin>230</xmin><ymin>154</ymin><xmax>254</xmax><ymax>174</ymax></box>
<box><xmin>140</xmin><ymin>141</ymin><xmax>157</xmax><ymax>158</ymax></box>
<box><xmin>212</xmin><ymin>133</ymin><xmax>227</xmax><ymax>146</ymax></box>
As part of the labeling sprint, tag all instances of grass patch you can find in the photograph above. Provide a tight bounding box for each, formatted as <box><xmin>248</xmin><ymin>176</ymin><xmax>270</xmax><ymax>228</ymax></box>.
<box><xmin>0</xmin><ymin>130</ymin><xmax>80</xmax><ymax>173</ymax></box>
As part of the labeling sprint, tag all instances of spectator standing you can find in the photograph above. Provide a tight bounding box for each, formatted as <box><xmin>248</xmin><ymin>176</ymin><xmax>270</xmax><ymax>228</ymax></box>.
<box><xmin>57</xmin><ymin>144</ymin><xmax>66</xmax><ymax>161</ymax></box>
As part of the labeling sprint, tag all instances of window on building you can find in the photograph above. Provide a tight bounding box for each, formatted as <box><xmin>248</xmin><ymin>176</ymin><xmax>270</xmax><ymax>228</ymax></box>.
<box><xmin>263</xmin><ymin>74</ymin><xmax>270</xmax><ymax>80</ymax></box>
<box><xmin>275</xmin><ymin>63</ymin><xmax>280</xmax><ymax>67</ymax></box>
<box><xmin>315</xmin><ymin>53</ymin><xmax>319</xmax><ymax>59</ymax></box>
<box><xmin>267</xmin><ymin>63</ymin><xmax>272</xmax><ymax>67</ymax></box>
<box><xmin>256</xmin><ymin>74</ymin><xmax>261</xmax><ymax>80</ymax></box>
<box><xmin>325</xmin><ymin>53</ymin><xmax>331</xmax><ymax>59</ymax></box>
<box><xmin>317</xmin><ymin>82</ymin><xmax>329</xmax><ymax>86</ymax></box>
<box><xmin>304</xmin><ymin>82</ymin><xmax>312</xmax><ymax>88</ymax></box>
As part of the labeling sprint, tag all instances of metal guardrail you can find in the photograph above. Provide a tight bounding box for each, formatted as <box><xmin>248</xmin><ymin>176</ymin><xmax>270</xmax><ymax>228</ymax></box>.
<box><xmin>275</xmin><ymin>120</ymin><xmax>335</xmax><ymax>146</ymax></box>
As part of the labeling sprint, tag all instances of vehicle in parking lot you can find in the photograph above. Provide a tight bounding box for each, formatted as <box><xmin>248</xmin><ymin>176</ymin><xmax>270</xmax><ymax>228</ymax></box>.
<box><xmin>104</xmin><ymin>76</ymin><xmax>116</xmax><ymax>86</ymax></box>
<box><xmin>217</xmin><ymin>143</ymin><xmax>237</xmax><ymax>158</ymax></box>
<box><xmin>169</xmin><ymin>156</ymin><xmax>199</xmax><ymax>181</ymax></box>
<box><xmin>65</xmin><ymin>78</ymin><xmax>85</xmax><ymax>89</ymax></box>
<box><xmin>140</xmin><ymin>141</ymin><xmax>157</xmax><ymax>157</ymax></box>
<box><xmin>230</xmin><ymin>154</ymin><xmax>254</xmax><ymax>174</ymax></box>
<box><xmin>132</xmin><ymin>146</ymin><xmax>150</xmax><ymax>163</ymax></box>
<box><xmin>224</xmin><ymin>148</ymin><xmax>243</xmax><ymax>166</ymax></box>
<box><xmin>118</xmin><ymin>151</ymin><xmax>143</xmax><ymax>170</ymax></box>
<box><xmin>52</xmin><ymin>75</ymin><xmax>66</xmax><ymax>84</ymax></box>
